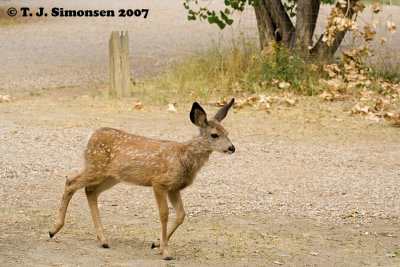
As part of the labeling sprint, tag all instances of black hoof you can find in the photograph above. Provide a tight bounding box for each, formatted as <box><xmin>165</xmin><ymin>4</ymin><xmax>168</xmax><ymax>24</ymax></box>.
<box><xmin>49</xmin><ymin>232</ymin><xmax>54</xmax><ymax>238</ymax></box>
<box><xmin>102</xmin><ymin>244</ymin><xmax>110</xmax><ymax>249</ymax></box>
<box><xmin>164</xmin><ymin>257</ymin><xmax>174</xmax><ymax>261</ymax></box>
<box><xmin>151</xmin><ymin>242</ymin><xmax>156</xmax><ymax>249</ymax></box>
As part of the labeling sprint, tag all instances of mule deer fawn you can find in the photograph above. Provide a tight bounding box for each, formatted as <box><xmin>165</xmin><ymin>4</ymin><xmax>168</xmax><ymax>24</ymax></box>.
<box><xmin>49</xmin><ymin>99</ymin><xmax>235</xmax><ymax>260</ymax></box>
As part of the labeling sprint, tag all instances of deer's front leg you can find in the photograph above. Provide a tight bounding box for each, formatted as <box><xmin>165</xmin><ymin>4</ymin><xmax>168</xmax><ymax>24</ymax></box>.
<box><xmin>153</xmin><ymin>185</ymin><xmax>172</xmax><ymax>260</ymax></box>
<box><xmin>152</xmin><ymin>190</ymin><xmax>185</xmax><ymax>249</ymax></box>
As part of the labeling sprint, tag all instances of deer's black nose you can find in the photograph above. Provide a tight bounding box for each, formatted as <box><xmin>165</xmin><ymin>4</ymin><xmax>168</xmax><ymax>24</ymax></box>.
<box><xmin>228</xmin><ymin>145</ymin><xmax>235</xmax><ymax>153</ymax></box>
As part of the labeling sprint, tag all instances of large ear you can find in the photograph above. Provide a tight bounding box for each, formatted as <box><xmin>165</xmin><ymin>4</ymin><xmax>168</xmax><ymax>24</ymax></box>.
<box><xmin>190</xmin><ymin>102</ymin><xmax>208</xmax><ymax>128</ymax></box>
<box><xmin>213</xmin><ymin>98</ymin><xmax>234</xmax><ymax>122</ymax></box>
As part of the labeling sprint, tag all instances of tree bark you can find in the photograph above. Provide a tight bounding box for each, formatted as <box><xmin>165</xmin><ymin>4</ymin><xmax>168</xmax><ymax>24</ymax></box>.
<box><xmin>252</xmin><ymin>0</ymin><xmax>356</xmax><ymax>60</ymax></box>
<box><xmin>290</xmin><ymin>0</ymin><xmax>320</xmax><ymax>52</ymax></box>
<box><xmin>254</xmin><ymin>0</ymin><xmax>276</xmax><ymax>48</ymax></box>
<box><xmin>263</xmin><ymin>0</ymin><xmax>295</xmax><ymax>44</ymax></box>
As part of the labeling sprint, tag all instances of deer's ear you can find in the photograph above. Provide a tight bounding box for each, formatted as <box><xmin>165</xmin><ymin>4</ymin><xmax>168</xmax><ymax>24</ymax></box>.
<box><xmin>190</xmin><ymin>102</ymin><xmax>208</xmax><ymax>128</ymax></box>
<box><xmin>213</xmin><ymin>98</ymin><xmax>234</xmax><ymax>122</ymax></box>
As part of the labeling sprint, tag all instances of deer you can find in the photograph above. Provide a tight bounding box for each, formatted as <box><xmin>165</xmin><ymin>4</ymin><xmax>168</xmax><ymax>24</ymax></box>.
<box><xmin>49</xmin><ymin>98</ymin><xmax>235</xmax><ymax>260</ymax></box>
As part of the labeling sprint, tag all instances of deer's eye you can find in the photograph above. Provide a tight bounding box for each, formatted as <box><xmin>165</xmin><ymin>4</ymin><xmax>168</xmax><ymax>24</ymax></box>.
<box><xmin>211</xmin><ymin>133</ymin><xmax>219</xmax><ymax>139</ymax></box>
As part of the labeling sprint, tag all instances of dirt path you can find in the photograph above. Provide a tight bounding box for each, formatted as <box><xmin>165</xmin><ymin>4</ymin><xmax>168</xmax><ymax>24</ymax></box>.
<box><xmin>0</xmin><ymin>97</ymin><xmax>399</xmax><ymax>266</ymax></box>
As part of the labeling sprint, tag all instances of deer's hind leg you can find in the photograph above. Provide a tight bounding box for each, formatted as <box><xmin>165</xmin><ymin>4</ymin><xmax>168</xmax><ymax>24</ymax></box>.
<box><xmin>85</xmin><ymin>176</ymin><xmax>119</xmax><ymax>248</ymax></box>
<box><xmin>49</xmin><ymin>171</ymin><xmax>93</xmax><ymax>237</ymax></box>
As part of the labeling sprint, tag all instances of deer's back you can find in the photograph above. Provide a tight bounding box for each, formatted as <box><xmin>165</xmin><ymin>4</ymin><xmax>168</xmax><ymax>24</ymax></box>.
<box><xmin>84</xmin><ymin>127</ymin><xmax>186</xmax><ymax>188</ymax></box>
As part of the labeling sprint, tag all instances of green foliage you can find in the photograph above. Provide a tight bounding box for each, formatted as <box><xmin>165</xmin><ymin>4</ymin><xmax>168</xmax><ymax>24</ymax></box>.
<box><xmin>246</xmin><ymin>43</ymin><xmax>324</xmax><ymax>95</ymax></box>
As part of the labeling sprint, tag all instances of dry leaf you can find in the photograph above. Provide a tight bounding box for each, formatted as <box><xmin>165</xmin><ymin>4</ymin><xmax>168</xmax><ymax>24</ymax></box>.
<box><xmin>132</xmin><ymin>100</ymin><xmax>144</xmax><ymax>110</ymax></box>
<box><xmin>256</xmin><ymin>100</ymin><xmax>270</xmax><ymax>110</ymax></box>
<box><xmin>365</xmin><ymin>112</ymin><xmax>380</xmax><ymax>122</ymax></box>
<box><xmin>319</xmin><ymin>91</ymin><xmax>340</xmax><ymax>101</ymax></box>
<box><xmin>0</xmin><ymin>95</ymin><xmax>12</xmax><ymax>103</ymax></box>
<box><xmin>216</xmin><ymin>99</ymin><xmax>228</xmax><ymax>107</ymax></box>
<box><xmin>374</xmin><ymin>98</ymin><xmax>389</xmax><ymax>112</ymax></box>
<box><xmin>278</xmin><ymin>81</ymin><xmax>290</xmax><ymax>89</ymax></box>
<box><xmin>167</xmin><ymin>103</ymin><xmax>178</xmax><ymax>113</ymax></box>
<box><xmin>310</xmin><ymin>64</ymin><xmax>319</xmax><ymax>71</ymax></box>
<box><xmin>363</xmin><ymin>26</ymin><xmax>376</xmax><ymax>41</ymax></box>
<box><xmin>338</xmin><ymin>0</ymin><xmax>347</xmax><ymax>8</ymax></box>
<box><xmin>372</xmin><ymin>1</ymin><xmax>382</xmax><ymax>14</ymax></box>
<box><xmin>371</xmin><ymin>19</ymin><xmax>378</xmax><ymax>29</ymax></box>
<box><xmin>387</xmin><ymin>20</ymin><xmax>397</xmax><ymax>34</ymax></box>
<box><xmin>380</xmin><ymin>37</ymin><xmax>387</xmax><ymax>45</ymax></box>
<box><xmin>352</xmin><ymin>102</ymin><xmax>369</xmax><ymax>114</ymax></box>
<box><xmin>323</xmin><ymin>64</ymin><xmax>341</xmax><ymax>77</ymax></box>
<box><xmin>283</xmin><ymin>93</ymin><xmax>296</xmax><ymax>105</ymax></box>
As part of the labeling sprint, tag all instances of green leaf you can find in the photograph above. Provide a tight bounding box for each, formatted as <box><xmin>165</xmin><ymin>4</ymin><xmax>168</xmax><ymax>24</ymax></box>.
<box><xmin>208</xmin><ymin>16</ymin><xmax>226</xmax><ymax>29</ymax></box>
<box><xmin>220</xmin><ymin>11</ymin><xmax>234</xmax><ymax>26</ymax></box>
<box><xmin>385</xmin><ymin>253</ymin><xmax>396</xmax><ymax>258</ymax></box>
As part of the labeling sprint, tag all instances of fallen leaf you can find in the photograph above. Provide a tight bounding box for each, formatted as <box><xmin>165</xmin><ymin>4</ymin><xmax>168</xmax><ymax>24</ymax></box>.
<box><xmin>132</xmin><ymin>100</ymin><xmax>144</xmax><ymax>110</ymax></box>
<box><xmin>283</xmin><ymin>93</ymin><xmax>296</xmax><ymax>105</ymax></box>
<box><xmin>167</xmin><ymin>103</ymin><xmax>178</xmax><ymax>113</ymax></box>
<box><xmin>0</xmin><ymin>95</ymin><xmax>12</xmax><ymax>103</ymax></box>
<box><xmin>256</xmin><ymin>100</ymin><xmax>270</xmax><ymax>110</ymax></box>
<box><xmin>278</xmin><ymin>81</ymin><xmax>291</xmax><ymax>89</ymax></box>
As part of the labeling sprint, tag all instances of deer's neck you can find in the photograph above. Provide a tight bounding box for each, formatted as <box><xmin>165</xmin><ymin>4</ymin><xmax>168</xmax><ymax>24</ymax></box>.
<box><xmin>179</xmin><ymin>137</ymin><xmax>212</xmax><ymax>178</ymax></box>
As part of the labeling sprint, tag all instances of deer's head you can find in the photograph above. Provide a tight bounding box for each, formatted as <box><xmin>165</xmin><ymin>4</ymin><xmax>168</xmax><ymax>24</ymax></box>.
<box><xmin>190</xmin><ymin>98</ymin><xmax>235</xmax><ymax>154</ymax></box>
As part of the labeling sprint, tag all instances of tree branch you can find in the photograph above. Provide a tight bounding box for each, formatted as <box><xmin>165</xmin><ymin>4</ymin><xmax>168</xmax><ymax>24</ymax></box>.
<box><xmin>311</xmin><ymin>0</ymin><xmax>358</xmax><ymax>58</ymax></box>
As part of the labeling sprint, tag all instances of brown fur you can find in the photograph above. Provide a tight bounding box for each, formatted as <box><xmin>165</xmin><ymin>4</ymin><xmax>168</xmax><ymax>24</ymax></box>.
<box><xmin>49</xmin><ymin>99</ymin><xmax>235</xmax><ymax>260</ymax></box>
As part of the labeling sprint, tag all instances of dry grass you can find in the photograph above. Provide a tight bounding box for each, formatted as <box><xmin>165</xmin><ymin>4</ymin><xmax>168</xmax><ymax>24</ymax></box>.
<box><xmin>129</xmin><ymin>42</ymin><xmax>259</xmax><ymax>105</ymax></box>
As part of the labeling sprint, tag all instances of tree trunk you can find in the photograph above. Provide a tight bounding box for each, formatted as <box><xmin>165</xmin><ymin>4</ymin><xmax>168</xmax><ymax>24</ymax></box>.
<box><xmin>264</xmin><ymin>0</ymin><xmax>295</xmax><ymax>44</ymax></box>
<box><xmin>253</xmin><ymin>0</ymin><xmax>276</xmax><ymax>48</ymax></box>
<box><xmin>253</xmin><ymin>0</ymin><xmax>357</xmax><ymax>60</ymax></box>
<box><xmin>253</xmin><ymin>0</ymin><xmax>294</xmax><ymax>48</ymax></box>
<box><xmin>290</xmin><ymin>0</ymin><xmax>320</xmax><ymax>53</ymax></box>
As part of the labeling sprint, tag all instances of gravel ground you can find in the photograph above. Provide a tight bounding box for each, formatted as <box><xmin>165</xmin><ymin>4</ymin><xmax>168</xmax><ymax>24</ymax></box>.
<box><xmin>1</xmin><ymin>99</ymin><xmax>400</xmax><ymax>265</ymax></box>
<box><xmin>1</xmin><ymin>99</ymin><xmax>399</xmax><ymax>225</ymax></box>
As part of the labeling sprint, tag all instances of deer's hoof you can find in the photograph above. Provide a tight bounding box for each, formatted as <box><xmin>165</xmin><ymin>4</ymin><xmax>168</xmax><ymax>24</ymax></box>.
<box><xmin>102</xmin><ymin>243</ymin><xmax>110</xmax><ymax>249</ymax></box>
<box><xmin>151</xmin><ymin>242</ymin><xmax>156</xmax><ymax>249</ymax></box>
<box><xmin>49</xmin><ymin>232</ymin><xmax>54</xmax><ymax>238</ymax></box>
<box><xmin>164</xmin><ymin>256</ymin><xmax>174</xmax><ymax>261</ymax></box>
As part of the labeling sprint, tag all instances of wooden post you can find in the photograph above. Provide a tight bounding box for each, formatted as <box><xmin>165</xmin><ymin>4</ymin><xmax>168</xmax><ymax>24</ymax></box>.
<box><xmin>109</xmin><ymin>31</ymin><xmax>131</xmax><ymax>98</ymax></box>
